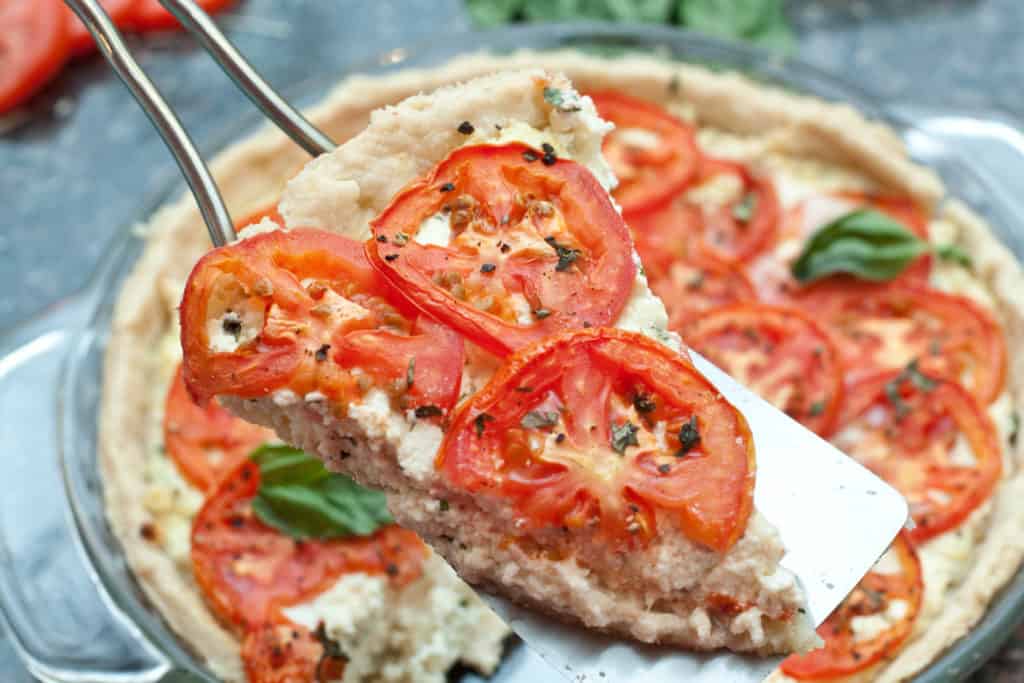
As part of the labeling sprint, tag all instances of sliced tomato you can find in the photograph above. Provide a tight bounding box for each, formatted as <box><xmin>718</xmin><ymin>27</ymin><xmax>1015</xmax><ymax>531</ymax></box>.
<box><xmin>832</xmin><ymin>370</ymin><xmax>1001</xmax><ymax>543</ymax></box>
<box><xmin>128</xmin><ymin>0</ymin><xmax>236</xmax><ymax>31</ymax></box>
<box><xmin>163</xmin><ymin>364</ymin><xmax>272</xmax><ymax>491</ymax></box>
<box><xmin>368</xmin><ymin>143</ymin><xmax>636</xmax><ymax>357</ymax></box>
<box><xmin>781</xmin><ymin>532</ymin><xmax>922</xmax><ymax>679</ymax></box>
<box><xmin>0</xmin><ymin>0</ymin><xmax>70</xmax><ymax>114</ymax></box>
<box><xmin>683</xmin><ymin>304</ymin><xmax>843</xmax><ymax>436</ymax></box>
<box><xmin>648</xmin><ymin>256</ymin><xmax>757</xmax><ymax>334</ymax></box>
<box><xmin>590</xmin><ymin>90</ymin><xmax>700</xmax><ymax>214</ymax></box>
<box><xmin>192</xmin><ymin>459</ymin><xmax>427</xmax><ymax>631</ymax></box>
<box><xmin>627</xmin><ymin>157</ymin><xmax>780</xmax><ymax>266</ymax></box>
<box><xmin>236</xmin><ymin>203</ymin><xmax>285</xmax><ymax>230</ymax></box>
<box><xmin>64</xmin><ymin>0</ymin><xmax>137</xmax><ymax>56</ymax></box>
<box><xmin>242</xmin><ymin>623</ymin><xmax>345</xmax><ymax>683</ymax></box>
<box><xmin>750</xmin><ymin>193</ymin><xmax>932</xmax><ymax>303</ymax></box>
<box><xmin>797</xmin><ymin>281</ymin><xmax>1006</xmax><ymax>404</ymax></box>
<box><xmin>437</xmin><ymin>328</ymin><xmax>754</xmax><ymax>553</ymax></box>
<box><xmin>179</xmin><ymin>228</ymin><xmax>464</xmax><ymax>418</ymax></box>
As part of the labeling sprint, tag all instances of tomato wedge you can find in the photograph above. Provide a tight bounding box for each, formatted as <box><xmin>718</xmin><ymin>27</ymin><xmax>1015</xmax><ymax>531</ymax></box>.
<box><xmin>437</xmin><ymin>328</ymin><xmax>755</xmax><ymax>553</ymax></box>
<box><xmin>797</xmin><ymin>281</ymin><xmax>1006</xmax><ymax>404</ymax></box>
<box><xmin>179</xmin><ymin>228</ymin><xmax>464</xmax><ymax>418</ymax></box>
<box><xmin>64</xmin><ymin>0</ymin><xmax>137</xmax><ymax>56</ymax></box>
<box><xmin>163</xmin><ymin>364</ymin><xmax>272</xmax><ymax>491</ymax></box>
<box><xmin>750</xmin><ymin>193</ymin><xmax>932</xmax><ymax>303</ymax></box>
<box><xmin>0</xmin><ymin>0</ymin><xmax>70</xmax><ymax>114</ymax></box>
<box><xmin>590</xmin><ymin>90</ymin><xmax>700</xmax><ymax>214</ymax></box>
<box><xmin>192</xmin><ymin>459</ymin><xmax>426</xmax><ymax>632</ymax></box>
<box><xmin>683</xmin><ymin>304</ymin><xmax>843</xmax><ymax>436</ymax></box>
<box><xmin>368</xmin><ymin>143</ymin><xmax>636</xmax><ymax>357</ymax></box>
<box><xmin>781</xmin><ymin>532</ymin><xmax>922</xmax><ymax>679</ymax></box>
<box><xmin>128</xmin><ymin>0</ymin><xmax>236</xmax><ymax>31</ymax></box>
<box><xmin>242</xmin><ymin>622</ymin><xmax>345</xmax><ymax>683</ymax></box>
<box><xmin>832</xmin><ymin>369</ymin><xmax>1001</xmax><ymax>543</ymax></box>
<box><xmin>627</xmin><ymin>157</ymin><xmax>780</xmax><ymax>265</ymax></box>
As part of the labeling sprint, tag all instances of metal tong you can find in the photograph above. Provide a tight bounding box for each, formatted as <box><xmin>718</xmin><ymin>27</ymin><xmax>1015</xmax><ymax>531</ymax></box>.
<box><xmin>64</xmin><ymin>0</ymin><xmax>336</xmax><ymax>248</ymax></box>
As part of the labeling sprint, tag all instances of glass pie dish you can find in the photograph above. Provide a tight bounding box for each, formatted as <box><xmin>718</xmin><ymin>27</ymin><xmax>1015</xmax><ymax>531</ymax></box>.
<box><xmin>1</xmin><ymin>22</ymin><xmax>1023</xmax><ymax>683</ymax></box>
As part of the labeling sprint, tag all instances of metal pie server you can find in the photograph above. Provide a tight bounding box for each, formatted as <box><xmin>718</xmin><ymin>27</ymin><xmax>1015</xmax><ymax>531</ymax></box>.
<box><xmin>66</xmin><ymin>1</ymin><xmax>909</xmax><ymax>680</ymax></box>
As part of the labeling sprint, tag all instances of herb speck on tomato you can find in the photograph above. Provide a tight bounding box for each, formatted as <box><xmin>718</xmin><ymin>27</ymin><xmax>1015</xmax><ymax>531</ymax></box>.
<box><xmin>522</xmin><ymin>150</ymin><xmax>538</xmax><ymax>162</ymax></box>
<box><xmin>315</xmin><ymin>344</ymin><xmax>330</xmax><ymax>362</ymax></box>
<box><xmin>376</xmin><ymin>234</ymin><xmax>388</xmax><ymax>242</ymax></box>
<box><xmin>545</xmin><ymin>236</ymin><xmax>580</xmax><ymax>272</ymax></box>
<box><xmin>474</xmin><ymin>412</ymin><xmax>495</xmax><ymax>437</ymax></box>
<box><xmin>633</xmin><ymin>393</ymin><xmax>657</xmax><ymax>414</ymax></box>
<box><xmin>480</xmin><ymin>263</ymin><xmax>496</xmax><ymax>274</ymax></box>
<box><xmin>457</xmin><ymin>121</ymin><xmax>474</xmax><ymax>135</ymax></box>
<box><xmin>439</xmin><ymin>182</ymin><xmax>455</xmax><ymax>193</ymax></box>
<box><xmin>384</xmin><ymin>253</ymin><xmax>399</xmax><ymax>262</ymax></box>
<box><xmin>521</xmin><ymin>411</ymin><xmax>559</xmax><ymax>429</ymax></box>
<box><xmin>533</xmin><ymin>308</ymin><xmax>551</xmax><ymax>319</ymax></box>
<box><xmin>222</xmin><ymin>312</ymin><xmax>242</xmax><ymax>339</ymax></box>
<box><xmin>611</xmin><ymin>421</ymin><xmax>639</xmax><ymax>454</ymax></box>
<box><xmin>415</xmin><ymin>405</ymin><xmax>444</xmax><ymax>418</ymax></box>
<box><xmin>658</xmin><ymin>464</ymin><xmax>671</xmax><ymax>474</ymax></box>
<box><xmin>677</xmin><ymin>416</ymin><xmax>701</xmax><ymax>456</ymax></box>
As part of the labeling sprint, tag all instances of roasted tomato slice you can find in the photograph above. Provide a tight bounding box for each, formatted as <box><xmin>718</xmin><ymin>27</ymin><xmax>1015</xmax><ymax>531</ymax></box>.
<box><xmin>0</xmin><ymin>0</ymin><xmax>70</xmax><ymax>114</ymax></box>
<box><xmin>832</xmin><ymin>370</ymin><xmax>1001</xmax><ymax>543</ymax></box>
<box><xmin>437</xmin><ymin>328</ymin><xmax>755</xmax><ymax>553</ymax></box>
<box><xmin>179</xmin><ymin>228</ymin><xmax>464</xmax><ymax>417</ymax></box>
<box><xmin>164</xmin><ymin>363</ymin><xmax>272</xmax><ymax>491</ymax></box>
<box><xmin>368</xmin><ymin>143</ymin><xmax>636</xmax><ymax>357</ymax></box>
<box><xmin>192</xmin><ymin>459</ymin><xmax>426</xmax><ymax>631</ymax></box>
<box><xmin>590</xmin><ymin>90</ymin><xmax>700</xmax><ymax>214</ymax></box>
<box><xmin>781</xmin><ymin>532</ymin><xmax>922</xmax><ymax>680</ymax></box>
<box><xmin>683</xmin><ymin>304</ymin><xmax>843</xmax><ymax>436</ymax></box>
<box><xmin>750</xmin><ymin>193</ymin><xmax>932</xmax><ymax>303</ymax></box>
<box><xmin>242</xmin><ymin>623</ymin><xmax>345</xmax><ymax>683</ymax></box>
<box><xmin>627</xmin><ymin>157</ymin><xmax>780</xmax><ymax>265</ymax></box>
<box><xmin>648</xmin><ymin>256</ymin><xmax>757</xmax><ymax>333</ymax></box>
<box><xmin>797</xmin><ymin>281</ymin><xmax>1006</xmax><ymax>404</ymax></box>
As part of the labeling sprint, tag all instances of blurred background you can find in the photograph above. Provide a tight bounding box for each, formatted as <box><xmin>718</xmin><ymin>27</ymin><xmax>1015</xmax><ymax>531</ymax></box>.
<box><xmin>0</xmin><ymin>1</ymin><xmax>1021</xmax><ymax>680</ymax></box>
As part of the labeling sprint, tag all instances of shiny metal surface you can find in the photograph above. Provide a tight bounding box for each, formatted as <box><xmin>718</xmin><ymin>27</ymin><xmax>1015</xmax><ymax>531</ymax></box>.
<box><xmin>63</xmin><ymin>0</ymin><xmax>237</xmax><ymax>247</ymax></box>
<box><xmin>155</xmin><ymin>0</ymin><xmax>336</xmax><ymax>157</ymax></box>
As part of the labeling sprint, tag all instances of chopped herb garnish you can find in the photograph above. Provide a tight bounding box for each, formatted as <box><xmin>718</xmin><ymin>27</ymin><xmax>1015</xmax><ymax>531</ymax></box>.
<box><xmin>544</xmin><ymin>236</ymin><xmax>580</xmax><ymax>272</ymax></box>
<box><xmin>384</xmin><ymin>253</ymin><xmax>399</xmax><ymax>262</ymax></box>
<box><xmin>393</xmin><ymin>232</ymin><xmax>409</xmax><ymax>246</ymax></box>
<box><xmin>521</xmin><ymin>410</ymin><xmax>560</xmax><ymax>429</ymax></box>
<box><xmin>414</xmin><ymin>405</ymin><xmax>443</xmax><ymax>418</ymax></box>
<box><xmin>439</xmin><ymin>499</ymin><xmax>450</xmax><ymax>512</ymax></box>
<box><xmin>884</xmin><ymin>378</ymin><xmax>910</xmax><ymax>418</ymax></box>
<box><xmin>406</xmin><ymin>358</ymin><xmax>416</xmax><ymax>388</ymax></box>
<box><xmin>936</xmin><ymin>243</ymin><xmax>973</xmax><ymax>269</ymax></box>
<box><xmin>533</xmin><ymin>308</ymin><xmax>552</xmax><ymax>319</ymax></box>
<box><xmin>499</xmin><ymin>242</ymin><xmax>511</xmax><ymax>253</ymax></box>
<box><xmin>808</xmin><ymin>400</ymin><xmax>825</xmax><ymax>417</ymax></box>
<box><xmin>474</xmin><ymin>412</ymin><xmax>495</xmax><ymax>437</ymax></box>
<box><xmin>439</xmin><ymin>182</ymin><xmax>455</xmax><ymax>193</ymax></box>
<box><xmin>480</xmin><ymin>263</ymin><xmax>497</xmax><ymax>273</ymax></box>
<box><xmin>523</xmin><ymin>150</ymin><xmax>538</xmax><ymax>162</ymax></box>
<box><xmin>611</xmin><ymin>421</ymin><xmax>640</xmax><ymax>454</ymax></box>
<box><xmin>633</xmin><ymin>393</ymin><xmax>657</xmax><ymax>414</ymax></box>
<box><xmin>542</xmin><ymin>150</ymin><xmax>557</xmax><ymax>166</ymax></box>
<box><xmin>676</xmin><ymin>416</ymin><xmax>701</xmax><ymax>457</ymax></box>
<box><xmin>457</xmin><ymin>120</ymin><xmax>475</xmax><ymax>135</ymax></box>
<box><xmin>221</xmin><ymin>313</ymin><xmax>242</xmax><ymax>339</ymax></box>
<box><xmin>733</xmin><ymin>192</ymin><xmax>757</xmax><ymax>223</ymax></box>
<box><xmin>886</xmin><ymin>359</ymin><xmax>936</xmax><ymax>415</ymax></box>
<box><xmin>903</xmin><ymin>359</ymin><xmax>937</xmax><ymax>392</ymax></box>
<box><xmin>543</xmin><ymin>87</ymin><xmax>564</xmax><ymax>107</ymax></box>
<box><xmin>315</xmin><ymin>344</ymin><xmax>331</xmax><ymax>362</ymax></box>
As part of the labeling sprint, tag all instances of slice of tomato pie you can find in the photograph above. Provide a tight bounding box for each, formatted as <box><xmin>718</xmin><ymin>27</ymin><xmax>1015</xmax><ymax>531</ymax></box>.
<box><xmin>179</xmin><ymin>71</ymin><xmax>818</xmax><ymax>655</ymax></box>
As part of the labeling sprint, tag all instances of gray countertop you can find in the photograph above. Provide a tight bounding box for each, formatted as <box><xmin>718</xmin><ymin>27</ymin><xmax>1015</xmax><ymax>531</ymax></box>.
<box><xmin>1</xmin><ymin>0</ymin><xmax>1022</xmax><ymax>680</ymax></box>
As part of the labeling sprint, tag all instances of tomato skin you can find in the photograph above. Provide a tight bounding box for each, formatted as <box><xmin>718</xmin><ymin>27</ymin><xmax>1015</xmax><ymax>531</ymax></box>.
<box><xmin>242</xmin><ymin>623</ymin><xmax>344</xmax><ymax>683</ymax></box>
<box><xmin>179</xmin><ymin>228</ymin><xmax>464</xmax><ymax>415</ymax></box>
<box><xmin>796</xmin><ymin>281</ymin><xmax>1006</xmax><ymax>404</ymax></box>
<box><xmin>128</xmin><ymin>0</ymin><xmax>236</xmax><ymax>31</ymax></box>
<box><xmin>834</xmin><ymin>371</ymin><xmax>1002</xmax><ymax>544</ymax></box>
<box><xmin>0</xmin><ymin>0</ymin><xmax>71</xmax><ymax>114</ymax></box>
<box><xmin>368</xmin><ymin>143</ymin><xmax>636</xmax><ymax>357</ymax></box>
<box><xmin>590</xmin><ymin>90</ymin><xmax>700</xmax><ymax>214</ymax></box>
<box><xmin>164</xmin><ymin>364</ymin><xmax>272</xmax><ymax>491</ymax></box>
<box><xmin>781</xmin><ymin>532</ymin><xmax>922</xmax><ymax>679</ymax></box>
<box><xmin>437</xmin><ymin>328</ymin><xmax>755</xmax><ymax>554</ymax></box>
<box><xmin>648</xmin><ymin>255</ymin><xmax>757</xmax><ymax>333</ymax></box>
<box><xmin>191</xmin><ymin>459</ymin><xmax>427</xmax><ymax>632</ymax></box>
<box><xmin>683</xmin><ymin>304</ymin><xmax>844</xmax><ymax>437</ymax></box>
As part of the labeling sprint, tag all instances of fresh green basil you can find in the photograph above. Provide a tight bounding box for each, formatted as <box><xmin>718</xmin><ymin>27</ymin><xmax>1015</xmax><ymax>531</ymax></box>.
<box><xmin>679</xmin><ymin>0</ymin><xmax>794</xmax><ymax>51</ymax></box>
<box><xmin>936</xmin><ymin>243</ymin><xmax>973</xmax><ymax>269</ymax></box>
<box><xmin>791</xmin><ymin>209</ymin><xmax>932</xmax><ymax>284</ymax></box>
<box><xmin>250</xmin><ymin>445</ymin><xmax>392</xmax><ymax>541</ymax></box>
<box><xmin>466</xmin><ymin>0</ymin><xmax>524</xmax><ymax>26</ymax></box>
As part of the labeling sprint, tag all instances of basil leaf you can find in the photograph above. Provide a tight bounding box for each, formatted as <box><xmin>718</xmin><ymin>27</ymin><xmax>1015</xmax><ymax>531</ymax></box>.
<box><xmin>936</xmin><ymin>243</ymin><xmax>973</xmax><ymax>269</ymax></box>
<box><xmin>250</xmin><ymin>445</ymin><xmax>392</xmax><ymax>540</ymax></box>
<box><xmin>600</xmin><ymin>0</ymin><xmax>674</xmax><ymax>22</ymax></box>
<box><xmin>466</xmin><ymin>0</ymin><xmax>524</xmax><ymax>26</ymax></box>
<box><xmin>522</xmin><ymin>0</ymin><xmax>587</xmax><ymax>21</ymax></box>
<box><xmin>679</xmin><ymin>0</ymin><xmax>794</xmax><ymax>52</ymax></box>
<box><xmin>791</xmin><ymin>209</ymin><xmax>931</xmax><ymax>283</ymax></box>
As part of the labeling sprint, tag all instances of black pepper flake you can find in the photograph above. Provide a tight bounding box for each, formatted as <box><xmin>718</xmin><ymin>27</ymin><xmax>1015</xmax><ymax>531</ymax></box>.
<box><xmin>414</xmin><ymin>404</ymin><xmax>444</xmax><ymax>418</ymax></box>
<box><xmin>386</xmin><ymin>563</ymin><xmax>399</xmax><ymax>576</ymax></box>
<box><xmin>384</xmin><ymin>253</ymin><xmax>399</xmax><ymax>262</ymax></box>
<box><xmin>229</xmin><ymin>516</ymin><xmax>244</xmax><ymax>528</ymax></box>
<box><xmin>439</xmin><ymin>182</ymin><xmax>455</xmax><ymax>193</ymax></box>
<box><xmin>522</xmin><ymin>150</ymin><xmax>539</xmax><ymax>162</ymax></box>
<box><xmin>533</xmin><ymin>308</ymin><xmax>552</xmax><ymax>319</ymax></box>
<box><xmin>555</xmin><ymin>433</ymin><xmax>566</xmax><ymax>444</ymax></box>
<box><xmin>474</xmin><ymin>412</ymin><xmax>495</xmax><ymax>437</ymax></box>
<box><xmin>222</xmin><ymin>313</ymin><xmax>242</xmax><ymax>339</ymax></box>
<box><xmin>376</xmin><ymin>234</ymin><xmax>387</xmax><ymax>243</ymax></box>
<box><xmin>658</xmin><ymin>464</ymin><xmax>671</xmax><ymax>474</ymax></box>
<box><xmin>439</xmin><ymin>499</ymin><xmax>450</xmax><ymax>512</ymax></box>
<box><xmin>541</xmin><ymin>142</ymin><xmax>555</xmax><ymax>154</ymax></box>
<box><xmin>676</xmin><ymin>416</ymin><xmax>701</xmax><ymax>457</ymax></box>
<box><xmin>139</xmin><ymin>523</ymin><xmax>157</xmax><ymax>541</ymax></box>
<box><xmin>457</xmin><ymin>120</ymin><xmax>475</xmax><ymax>135</ymax></box>
<box><xmin>542</xmin><ymin>150</ymin><xmax>557</xmax><ymax>166</ymax></box>
<box><xmin>315</xmin><ymin>344</ymin><xmax>331</xmax><ymax>362</ymax></box>
<box><xmin>544</xmin><ymin>235</ymin><xmax>580</xmax><ymax>272</ymax></box>
<box><xmin>339</xmin><ymin>450</ymin><xmax>351</xmax><ymax>460</ymax></box>
<box><xmin>633</xmin><ymin>393</ymin><xmax>657</xmax><ymax>414</ymax></box>
<box><xmin>500</xmin><ymin>242</ymin><xmax>511</xmax><ymax>253</ymax></box>
<box><xmin>480</xmin><ymin>263</ymin><xmax>496</xmax><ymax>273</ymax></box>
